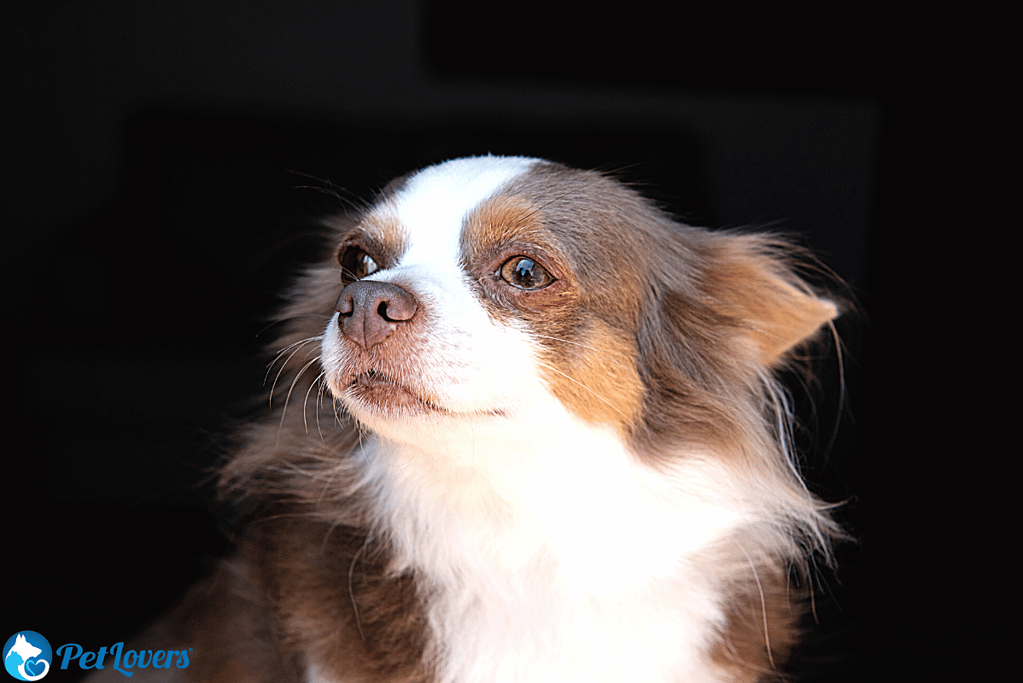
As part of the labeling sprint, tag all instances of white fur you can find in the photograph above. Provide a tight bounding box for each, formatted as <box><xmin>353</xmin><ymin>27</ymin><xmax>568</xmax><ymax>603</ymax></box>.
<box><xmin>354</xmin><ymin>425</ymin><xmax>745</xmax><ymax>683</ymax></box>
<box><xmin>391</xmin><ymin>155</ymin><xmax>539</xmax><ymax>265</ymax></box>
<box><xmin>315</xmin><ymin>157</ymin><xmax>774</xmax><ymax>682</ymax></box>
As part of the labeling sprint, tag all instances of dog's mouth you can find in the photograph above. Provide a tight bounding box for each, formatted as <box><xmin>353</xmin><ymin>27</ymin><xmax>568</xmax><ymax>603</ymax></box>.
<box><xmin>343</xmin><ymin>370</ymin><xmax>443</xmax><ymax>415</ymax></box>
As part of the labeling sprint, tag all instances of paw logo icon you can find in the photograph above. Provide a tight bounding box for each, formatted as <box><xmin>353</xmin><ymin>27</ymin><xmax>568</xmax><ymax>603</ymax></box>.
<box><xmin>4</xmin><ymin>633</ymin><xmax>51</xmax><ymax>681</ymax></box>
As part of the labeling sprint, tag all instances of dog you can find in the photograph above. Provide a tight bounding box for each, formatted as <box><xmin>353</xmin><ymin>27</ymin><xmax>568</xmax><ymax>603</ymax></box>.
<box><xmin>92</xmin><ymin>155</ymin><xmax>843</xmax><ymax>682</ymax></box>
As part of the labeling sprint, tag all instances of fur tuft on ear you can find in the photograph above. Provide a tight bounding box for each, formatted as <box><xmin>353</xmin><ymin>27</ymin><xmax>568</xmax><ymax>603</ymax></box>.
<box><xmin>706</xmin><ymin>233</ymin><xmax>837</xmax><ymax>367</ymax></box>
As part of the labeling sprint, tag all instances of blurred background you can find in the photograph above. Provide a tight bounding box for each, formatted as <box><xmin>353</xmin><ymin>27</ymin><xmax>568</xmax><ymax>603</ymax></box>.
<box><xmin>5</xmin><ymin>2</ymin><xmax>982</xmax><ymax>681</ymax></box>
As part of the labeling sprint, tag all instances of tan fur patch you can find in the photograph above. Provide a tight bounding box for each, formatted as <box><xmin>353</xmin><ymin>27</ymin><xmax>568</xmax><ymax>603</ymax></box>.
<box><xmin>461</xmin><ymin>193</ymin><xmax>547</xmax><ymax>258</ymax></box>
<box><xmin>540</xmin><ymin>320</ymin><xmax>644</xmax><ymax>436</ymax></box>
<box><xmin>707</xmin><ymin>245</ymin><xmax>836</xmax><ymax>367</ymax></box>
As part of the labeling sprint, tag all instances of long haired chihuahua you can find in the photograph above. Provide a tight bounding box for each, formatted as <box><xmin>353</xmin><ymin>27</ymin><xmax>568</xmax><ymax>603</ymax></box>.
<box><xmin>94</xmin><ymin>156</ymin><xmax>844</xmax><ymax>682</ymax></box>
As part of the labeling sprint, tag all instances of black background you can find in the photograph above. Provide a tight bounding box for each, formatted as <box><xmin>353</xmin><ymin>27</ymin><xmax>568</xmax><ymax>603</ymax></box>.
<box><xmin>5</xmin><ymin>2</ymin><xmax>992</xmax><ymax>681</ymax></box>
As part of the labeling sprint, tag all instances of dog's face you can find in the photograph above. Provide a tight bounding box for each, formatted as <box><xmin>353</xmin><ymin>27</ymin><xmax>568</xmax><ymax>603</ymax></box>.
<box><xmin>320</xmin><ymin>157</ymin><xmax>634</xmax><ymax>447</ymax></box>
<box><xmin>318</xmin><ymin>156</ymin><xmax>835</xmax><ymax>463</ymax></box>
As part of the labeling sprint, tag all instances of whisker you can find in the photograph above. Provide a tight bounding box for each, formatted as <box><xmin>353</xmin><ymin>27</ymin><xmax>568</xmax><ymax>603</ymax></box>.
<box><xmin>285</xmin><ymin>169</ymin><xmax>365</xmax><ymax>212</ymax></box>
<box><xmin>339</xmin><ymin>264</ymin><xmax>363</xmax><ymax>282</ymax></box>
<box><xmin>515</xmin><ymin>176</ymin><xmax>610</xmax><ymax>223</ymax></box>
<box><xmin>530</xmin><ymin>333</ymin><xmax>601</xmax><ymax>353</ymax></box>
<box><xmin>303</xmin><ymin>370</ymin><xmax>329</xmax><ymax>439</ymax></box>
<box><xmin>348</xmin><ymin>539</ymin><xmax>369</xmax><ymax>641</ymax></box>
<box><xmin>279</xmin><ymin>357</ymin><xmax>322</xmax><ymax>431</ymax></box>
<box><xmin>254</xmin><ymin>314</ymin><xmax>332</xmax><ymax>341</ymax></box>
<box><xmin>267</xmin><ymin>337</ymin><xmax>322</xmax><ymax>405</ymax></box>
<box><xmin>316</xmin><ymin>375</ymin><xmax>332</xmax><ymax>425</ymax></box>
<box><xmin>331</xmin><ymin>393</ymin><xmax>349</xmax><ymax>428</ymax></box>
<box><xmin>268</xmin><ymin>335</ymin><xmax>323</xmax><ymax>371</ymax></box>
<box><xmin>266</xmin><ymin>341</ymin><xmax>312</xmax><ymax>387</ymax></box>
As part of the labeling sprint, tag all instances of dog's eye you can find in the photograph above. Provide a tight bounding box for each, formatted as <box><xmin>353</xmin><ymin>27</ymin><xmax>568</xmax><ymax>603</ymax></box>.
<box><xmin>338</xmin><ymin>245</ymin><xmax>379</xmax><ymax>284</ymax></box>
<box><xmin>498</xmin><ymin>256</ymin><xmax>554</xmax><ymax>290</ymax></box>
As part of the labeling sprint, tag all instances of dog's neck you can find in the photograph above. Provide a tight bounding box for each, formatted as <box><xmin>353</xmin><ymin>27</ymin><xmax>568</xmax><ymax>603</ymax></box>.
<box><xmin>341</xmin><ymin>415</ymin><xmax>743</xmax><ymax>683</ymax></box>
<box><xmin>355</xmin><ymin>403</ymin><xmax>743</xmax><ymax>589</ymax></box>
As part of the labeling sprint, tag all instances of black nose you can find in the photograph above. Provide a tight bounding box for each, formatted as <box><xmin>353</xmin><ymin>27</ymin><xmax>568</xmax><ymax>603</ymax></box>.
<box><xmin>335</xmin><ymin>280</ymin><xmax>418</xmax><ymax>349</ymax></box>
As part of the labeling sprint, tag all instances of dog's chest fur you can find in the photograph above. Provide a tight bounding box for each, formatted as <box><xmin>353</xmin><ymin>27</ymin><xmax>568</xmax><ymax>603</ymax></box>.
<box><xmin>327</xmin><ymin>433</ymin><xmax>746</xmax><ymax>683</ymax></box>
<box><xmin>260</xmin><ymin>439</ymin><xmax>752</xmax><ymax>683</ymax></box>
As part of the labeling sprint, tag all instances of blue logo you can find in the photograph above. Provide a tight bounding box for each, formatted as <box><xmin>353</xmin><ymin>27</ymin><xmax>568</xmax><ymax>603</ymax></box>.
<box><xmin>4</xmin><ymin>632</ymin><xmax>51</xmax><ymax>681</ymax></box>
<box><xmin>5</xmin><ymin>631</ymin><xmax>191</xmax><ymax>678</ymax></box>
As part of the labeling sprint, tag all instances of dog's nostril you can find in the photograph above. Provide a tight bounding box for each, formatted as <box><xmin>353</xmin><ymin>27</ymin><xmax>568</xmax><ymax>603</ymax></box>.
<box><xmin>336</xmin><ymin>295</ymin><xmax>354</xmax><ymax>318</ymax></box>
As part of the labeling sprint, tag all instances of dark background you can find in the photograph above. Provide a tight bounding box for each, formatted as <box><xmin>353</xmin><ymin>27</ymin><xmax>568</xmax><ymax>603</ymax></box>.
<box><xmin>4</xmin><ymin>2</ymin><xmax>989</xmax><ymax>681</ymax></box>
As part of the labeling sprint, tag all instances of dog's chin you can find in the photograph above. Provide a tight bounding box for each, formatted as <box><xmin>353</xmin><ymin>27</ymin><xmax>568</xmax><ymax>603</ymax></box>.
<box><xmin>340</xmin><ymin>371</ymin><xmax>444</xmax><ymax>418</ymax></box>
<box><xmin>334</xmin><ymin>371</ymin><xmax>511</xmax><ymax>427</ymax></box>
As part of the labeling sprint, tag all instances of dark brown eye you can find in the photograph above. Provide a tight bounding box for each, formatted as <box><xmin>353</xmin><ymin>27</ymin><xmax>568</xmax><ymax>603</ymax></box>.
<box><xmin>498</xmin><ymin>256</ymin><xmax>554</xmax><ymax>290</ymax></box>
<box><xmin>338</xmin><ymin>245</ymin><xmax>379</xmax><ymax>284</ymax></box>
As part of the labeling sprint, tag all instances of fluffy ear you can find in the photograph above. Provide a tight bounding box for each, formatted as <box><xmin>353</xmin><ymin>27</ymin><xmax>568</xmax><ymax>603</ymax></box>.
<box><xmin>707</xmin><ymin>234</ymin><xmax>837</xmax><ymax>367</ymax></box>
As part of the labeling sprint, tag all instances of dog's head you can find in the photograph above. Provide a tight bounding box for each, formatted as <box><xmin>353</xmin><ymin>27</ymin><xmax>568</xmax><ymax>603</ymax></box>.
<box><xmin>312</xmin><ymin>156</ymin><xmax>836</xmax><ymax>468</ymax></box>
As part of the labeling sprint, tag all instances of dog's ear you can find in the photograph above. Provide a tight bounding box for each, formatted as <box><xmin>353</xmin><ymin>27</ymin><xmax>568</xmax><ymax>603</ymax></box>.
<box><xmin>706</xmin><ymin>233</ymin><xmax>837</xmax><ymax>367</ymax></box>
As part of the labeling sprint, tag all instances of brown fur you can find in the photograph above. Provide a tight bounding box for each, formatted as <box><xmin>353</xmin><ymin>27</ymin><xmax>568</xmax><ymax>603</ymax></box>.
<box><xmin>711</xmin><ymin>566</ymin><xmax>802</xmax><ymax>681</ymax></box>
<box><xmin>343</xmin><ymin>211</ymin><xmax>410</xmax><ymax>274</ymax></box>
<box><xmin>246</xmin><ymin>518</ymin><xmax>431</xmax><ymax>683</ymax></box>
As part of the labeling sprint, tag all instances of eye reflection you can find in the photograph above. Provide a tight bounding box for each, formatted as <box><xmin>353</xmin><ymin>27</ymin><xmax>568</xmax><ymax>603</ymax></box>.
<box><xmin>499</xmin><ymin>256</ymin><xmax>554</xmax><ymax>290</ymax></box>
